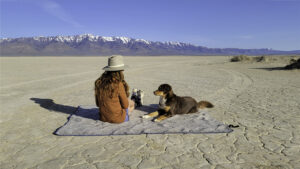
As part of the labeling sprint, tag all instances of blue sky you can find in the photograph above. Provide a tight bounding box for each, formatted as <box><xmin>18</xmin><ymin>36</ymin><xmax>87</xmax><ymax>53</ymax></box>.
<box><xmin>0</xmin><ymin>0</ymin><xmax>299</xmax><ymax>50</ymax></box>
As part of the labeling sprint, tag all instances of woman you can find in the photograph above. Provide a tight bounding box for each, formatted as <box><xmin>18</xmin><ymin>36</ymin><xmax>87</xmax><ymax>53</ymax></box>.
<box><xmin>94</xmin><ymin>55</ymin><xmax>135</xmax><ymax>123</ymax></box>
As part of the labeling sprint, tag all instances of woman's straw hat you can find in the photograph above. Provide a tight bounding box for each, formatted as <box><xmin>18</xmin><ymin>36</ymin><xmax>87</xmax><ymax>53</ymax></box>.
<box><xmin>103</xmin><ymin>55</ymin><xmax>125</xmax><ymax>71</ymax></box>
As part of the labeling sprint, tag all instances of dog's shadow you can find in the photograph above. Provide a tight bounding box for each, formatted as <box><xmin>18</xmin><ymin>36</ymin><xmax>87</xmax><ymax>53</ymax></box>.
<box><xmin>30</xmin><ymin>98</ymin><xmax>98</xmax><ymax>120</ymax></box>
<box><xmin>136</xmin><ymin>104</ymin><xmax>158</xmax><ymax>114</ymax></box>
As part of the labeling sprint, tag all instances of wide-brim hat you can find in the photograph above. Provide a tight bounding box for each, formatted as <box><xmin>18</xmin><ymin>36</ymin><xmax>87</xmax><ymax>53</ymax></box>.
<box><xmin>103</xmin><ymin>55</ymin><xmax>125</xmax><ymax>71</ymax></box>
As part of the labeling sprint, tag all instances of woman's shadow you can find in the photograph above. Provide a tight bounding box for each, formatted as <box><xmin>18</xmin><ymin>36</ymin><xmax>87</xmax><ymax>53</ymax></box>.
<box><xmin>30</xmin><ymin>98</ymin><xmax>157</xmax><ymax>121</ymax></box>
<box><xmin>30</xmin><ymin>98</ymin><xmax>99</xmax><ymax>120</ymax></box>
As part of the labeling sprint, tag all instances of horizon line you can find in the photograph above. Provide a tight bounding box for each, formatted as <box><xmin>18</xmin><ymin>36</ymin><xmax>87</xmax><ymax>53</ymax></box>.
<box><xmin>1</xmin><ymin>33</ymin><xmax>299</xmax><ymax>51</ymax></box>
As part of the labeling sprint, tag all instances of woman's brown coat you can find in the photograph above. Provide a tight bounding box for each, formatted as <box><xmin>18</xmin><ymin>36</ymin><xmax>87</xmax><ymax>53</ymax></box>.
<box><xmin>95</xmin><ymin>82</ymin><xmax>129</xmax><ymax>123</ymax></box>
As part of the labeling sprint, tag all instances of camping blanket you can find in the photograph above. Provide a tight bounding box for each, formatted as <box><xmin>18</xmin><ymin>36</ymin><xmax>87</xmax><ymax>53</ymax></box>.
<box><xmin>54</xmin><ymin>105</ymin><xmax>233</xmax><ymax>136</ymax></box>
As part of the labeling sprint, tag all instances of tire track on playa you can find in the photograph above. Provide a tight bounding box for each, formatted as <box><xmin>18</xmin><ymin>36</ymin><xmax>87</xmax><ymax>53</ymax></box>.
<box><xmin>0</xmin><ymin>62</ymin><xmax>173</xmax><ymax>106</ymax></box>
<box><xmin>0</xmin><ymin>58</ymin><xmax>201</xmax><ymax>92</ymax></box>
<box><xmin>207</xmin><ymin>67</ymin><xmax>254</xmax><ymax>106</ymax></box>
<box><xmin>0</xmin><ymin>70</ymin><xmax>100</xmax><ymax>89</ymax></box>
<box><xmin>0</xmin><ymin>61</ymin><xmax>173</xmax><ymax>90</ymax></box>
<box><xmin>204</xmin><ymin>65</ymin><xmax>255</xmax><ymax>143</ymax></box>
<box><xmin>32</xmin><ymin>62</ymin><xmax>172</xmax><ymax>96</ymax></box>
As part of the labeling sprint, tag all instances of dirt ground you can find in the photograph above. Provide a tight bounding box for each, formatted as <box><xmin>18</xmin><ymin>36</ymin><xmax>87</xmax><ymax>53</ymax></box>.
<box><xmin>0</xmin><ymin>56</ymin><xmax>299</xmax><ymax>169</ymax></box>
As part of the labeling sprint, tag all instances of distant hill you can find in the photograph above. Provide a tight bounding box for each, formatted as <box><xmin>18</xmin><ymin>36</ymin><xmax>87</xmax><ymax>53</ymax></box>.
<box><xmin>1</xmin><ymin>34</ymin><xmax>299</xmax><ymax>56</ymax></box>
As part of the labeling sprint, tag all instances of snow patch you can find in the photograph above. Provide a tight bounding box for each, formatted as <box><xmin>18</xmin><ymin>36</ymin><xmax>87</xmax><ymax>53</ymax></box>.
<box><xmin>135</xmin><ymin>39</ymin><xmax>150</xmax><ymax>44</ymax></box>
<box><xmin>102</xmin><ymin>37</ymin><xmax>114</xmax><ymax>42</ymax></box>
<box><xmin>117</xmin><ymin>37</ymin><xmax>131</xmax><ymax>44</ymax></box>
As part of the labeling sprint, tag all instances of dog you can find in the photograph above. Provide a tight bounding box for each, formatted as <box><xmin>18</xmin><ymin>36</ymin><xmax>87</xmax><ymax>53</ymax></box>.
<box><xmin>142</xmin><ymin>84</ymin><xmax>213</xmax><ymax>122</ymax></box>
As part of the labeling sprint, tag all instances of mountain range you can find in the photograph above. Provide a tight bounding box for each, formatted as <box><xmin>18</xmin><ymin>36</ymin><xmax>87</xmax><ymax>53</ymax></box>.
<box><xmin>1</xmin><ymin>34</ymin><xmax>299</xmax><ymax>56</ymax></box>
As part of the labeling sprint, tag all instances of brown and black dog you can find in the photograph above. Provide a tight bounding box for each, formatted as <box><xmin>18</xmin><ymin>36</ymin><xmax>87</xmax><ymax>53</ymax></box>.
<box><xmin>142</xmin><ymin>84</ymin><xmax>213</xmax><ymax>122</ymax></box>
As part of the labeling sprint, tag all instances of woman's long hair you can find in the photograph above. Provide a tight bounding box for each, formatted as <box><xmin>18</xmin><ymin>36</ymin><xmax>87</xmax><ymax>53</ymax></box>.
<box><xmin>95</xmin><ymin>71</ymin><xmax>129</xmax><ymax>100</ymax></box>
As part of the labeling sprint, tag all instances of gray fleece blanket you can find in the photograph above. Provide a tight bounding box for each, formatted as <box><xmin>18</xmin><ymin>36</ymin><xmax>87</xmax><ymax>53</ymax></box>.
<box><xmin>54</xmin><ymin>105</ymin><xmax>233</xmax><ymax>136</ymax></box>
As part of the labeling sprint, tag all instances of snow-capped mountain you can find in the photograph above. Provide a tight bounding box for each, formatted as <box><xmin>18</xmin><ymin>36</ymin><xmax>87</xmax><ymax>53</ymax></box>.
<box><xmin>0</xmin><ymin>34</ymin><xmax>189</xmax><ymax>47</ymax></box>
<box><xmin>0</xmin><ymin>34</ymin><xmax>299</xmax><ymax>56</ymax></box>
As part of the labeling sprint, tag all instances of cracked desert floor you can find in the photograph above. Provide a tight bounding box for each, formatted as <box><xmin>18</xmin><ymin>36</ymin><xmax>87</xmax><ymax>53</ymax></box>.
<box><xmin>0</xmin><ymin>56</ymin><xmax>299</xmax><ymax>169</ymax></box>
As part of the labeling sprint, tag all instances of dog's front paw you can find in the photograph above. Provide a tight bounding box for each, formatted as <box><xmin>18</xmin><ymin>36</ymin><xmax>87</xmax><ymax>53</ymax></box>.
<box><xmin>154</xmin><ymin>115</ymin><xmax>168</xmax><ymax>122</ymax></box>
<box><xmin>154</xmin><ymin>118</ymin><xmax>161</xmax><ymax>122</ymax></box>
<box><xmin>142</xmin><ymin>115</ymin><xmax>151</xmax><ymax>119</ymax></box>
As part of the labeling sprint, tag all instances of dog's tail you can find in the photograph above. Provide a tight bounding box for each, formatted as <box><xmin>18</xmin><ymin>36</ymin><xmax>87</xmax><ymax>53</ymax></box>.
<box><xmin>198</xmin><ymin>101</ymin><xmax>214</xmax><ymax>109</ymax></box>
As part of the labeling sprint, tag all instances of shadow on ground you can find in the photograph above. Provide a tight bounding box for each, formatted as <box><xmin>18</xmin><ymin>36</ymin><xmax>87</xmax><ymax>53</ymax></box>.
<box><xmin>251</xmin><ymin>67</ymin><xmax>287</xmax><ymax>71</ymax></box>
<box><xmin>30</xmin><ymin>98</ymin><xmax>97</xmax><ymax>120</ymax></box>
<box><xmin>136</xmin><ymin>104</ymin><xmax>159</xmax><ymax>114</ymax></box>
<box><xmin>30</xmin><ymin>98</ymin><xmax>158</xmax><ymax>120</ymax></box>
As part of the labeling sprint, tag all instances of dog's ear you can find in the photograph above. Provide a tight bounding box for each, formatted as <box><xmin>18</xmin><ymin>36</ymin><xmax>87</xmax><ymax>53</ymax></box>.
<box><xmin>161</xmin><ymin>84</ymin><xmax>172</xmax><ymax>93</ymax></box>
